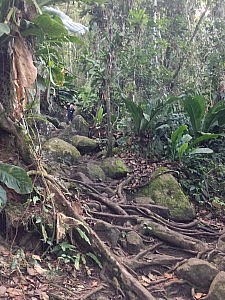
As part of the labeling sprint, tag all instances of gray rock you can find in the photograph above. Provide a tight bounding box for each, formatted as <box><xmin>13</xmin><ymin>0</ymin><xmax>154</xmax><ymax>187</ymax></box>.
<box><xmin>80</xmin><ymin>162</ymin><xmax>106</xmax><ymax>182</ymax></box>
<box><xmin>126</xmin><ymin>231</ymin><xmax>143</xmax><ymax>254</ymax></box>
<box><xmin>37</xmin><ymin>118</ymin><xmax>56</xmax><ymax>137</ymax></box>
<box><xmin>42</xmin><ymin>138</ymin><xmax>80</xmax><ymax>164</ymax></box>
<box><xmin>101</xmin><ymin>158</ymin><xmax>129</xmax><ymax>179</ymax></box>
<box><xmin>205</xmin><ymin>271</ymin><xmax>225</xmax><ymax>300</ymax></box>
<box><xmin>211</xmin><ymin>253</ymin><xmax>225</xmax><ymax>272</ymax></box>
<box><xmin>94</xmin><ymin>221</ymin><xmax>120</xmax><ymax>248</ymax></box>
<box><xmin>217</xmin><ymin>234</ymin><xmax>225</xmax><ymax>252</ymax></box>
<box><xmin>70</xmin><ymin>171</ymin><xmax>94</xmax><ymax>185</ymax></box>
<box><xmin>57</xmin><ymin>125</ymin><xmax>77</xmax><ymax>142</ymax></box>
<box><xmin>72</xmin><ymin>115</ymin><xmax>89</xmax><ymax>136</ymax></box>
<box><xmin>72</xmin><ymin>135</ymin><xmax>98</xmax><ymax>154</ymax></box>
<box><xmin>176</xmin><ymin>258</ymin><xmax>219</xmax><ymax>288</ymax></box>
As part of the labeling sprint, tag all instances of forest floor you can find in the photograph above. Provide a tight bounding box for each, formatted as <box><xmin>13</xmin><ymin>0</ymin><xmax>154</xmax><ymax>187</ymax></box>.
<box><xmin>0</xmin><ymin>138</ymin><xmax>225</xmax><ymax>300</ymax></box>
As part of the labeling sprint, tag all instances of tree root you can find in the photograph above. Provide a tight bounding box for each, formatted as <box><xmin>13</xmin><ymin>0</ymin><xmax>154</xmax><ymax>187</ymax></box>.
<box><xmin>142</xmin><ymin>220</ymin><xmax>208</xmax><ymax>252</ymax></box>
<box><xmin>123</xmin><ymin>254</ymin><xmax>184</xmax><ymax>271</ymax></box>
<box><xmin>46</xmin><ymin>178</ymin><xmax>156</xmax><ymax>300</ymax></box>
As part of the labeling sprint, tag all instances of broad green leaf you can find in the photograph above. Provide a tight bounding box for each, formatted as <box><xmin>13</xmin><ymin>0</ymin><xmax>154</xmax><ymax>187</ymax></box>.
<box><xmin>74</xmin><ymin>253</ymin><xmax>80</xmax><ymax>270</ymax></box>
<box><xmin>22</xmin><ymin>14</ymin><xmax>67</xmax><ymax>38</ymax></box>
<box><xmin>41</xmin><ymin>224</ymin><xmax>48</xmax><ymax>242</ymax></box>
<box><xmin>125</xmin><ymin>100</ymin><xmax>144</xmax><ymax>134</ymax></box>
<box><xmin>0</xmin><ymin>163</ymin><xmax>33</xmax><ymax>194</ymax></box>
<box><xmin>0</xmin><ymin>23</ymin><xmax>10</xmax><ymax>37</ymax></box>
<box><xmin>183</xmin><ymin>95</ymin><xmax>206</xmax><ymax>137</ymax></box>
<box><xmin>190</xmin><ymin>133</ymin><xmax>219</xmax><ymax>147</ymax></box>
<box><xmin>86</xmin><ymin>252</ymin><xmax>102</xmax><ymax>269</ymax></box>
<box><xmin>203</xmin><ymin>101</ymin><xmax>225</xmax><ymax>132</ymax></box>
<box><xmin>171</xmin><ymin>125</ymin><xmax>188</xmax><ymax>150</ymax></box>
<box><xmin>76</xmin><ymin>227</ymin><xmax>91</xmax><ymax>245</ymax></box>
<box><xmin>190</xmin><ymin>148</ymin><xmax>213</xmax><ymax>155</ymax></box>
<box><xmin>178</xmin><ymin>143</ymin><xmax>189</xmax><ymax>161</ymax></box>
<box><xmin>0</xmin><ymin>185</ymin><xmax>7</xmax><ymax>211</ymax></box>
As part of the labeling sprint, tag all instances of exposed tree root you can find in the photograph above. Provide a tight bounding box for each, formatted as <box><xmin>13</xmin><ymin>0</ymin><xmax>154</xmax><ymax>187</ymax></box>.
<box><xmin>142</xmin><ymin>220</ymin><xmax>209</xmax><ymax>252</ymax></box>
<box><xmin>123</xmin><ymin>254</ymin><xmax>184</xmax><ymax>271</ymax></box>
<box><xmin>46</xmin><ymin>178</ymin><xmax>156</xmax><ymax>300</ymax></box>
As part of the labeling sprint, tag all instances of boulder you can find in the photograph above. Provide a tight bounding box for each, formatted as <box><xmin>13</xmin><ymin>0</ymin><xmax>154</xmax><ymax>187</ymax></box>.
<box><xmin>134</xmin><ymin>167</ymin><xmax>195</xmax><ymax>221</ymax></box>
<box><xmin>72</xmin><ymin>115</ymin><xmax>89</xmax><ymax>136</ymax></box>
<box><xmin>72</xmin><ymin>135</ymin><xmax>98</xmax><ymax>154</ymax></box>
<box><xmin>205</xmin><ymin>271</ymin><xmax>225</xmax><ymax>300</ymax></box>
<box><xmin>94</xmin><ymin>221</ymin><xmax>120</xmax><ymax>248</ymax></box>
<box><xmin>57</xmin><ymin>125</ymin><xmax>77</xmax><ymax>142</ymax></box>
<box><xmin>42</xmin><ymin>138</ymin><xmax>80</xmax><ymax>164</ymax></box>
<box><xmin>80</xmin><ymin>162</ymin><xmax>106</xmax><ymax>182</ymax></box>
<box><xmin>211</xmin><ymin>253</ymin><xmax>225</xmax><ymax>272</ymax></box>
<box><xmin>101</xmin><ymin>158</ymin><xmax>129</xmax><ymax>179</ymax></box>
<box><xmin>217</xmin><ymin>234</ymin><xmax>225</xmax><ymax>252</ymax></box>
<box><xmin>176</xmin><ymin>258</ymin><xmax>219</xmax><ymax>288</ymax></box>
<box><xmin>36</xmin><ymin>118</ymin><xmax>56</xmax><ymax>137</ymax></box>
<box><xmin>126</xmin><ymin>231</ymin><xmax>143</xmax><ymax>254</ymax></box>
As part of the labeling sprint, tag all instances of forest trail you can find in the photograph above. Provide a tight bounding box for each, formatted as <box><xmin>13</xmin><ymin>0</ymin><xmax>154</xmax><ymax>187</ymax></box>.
<box><xmin>0</xmin><ymin>138</ymin><xmax>224</xmax><ymax>300</ymax></box>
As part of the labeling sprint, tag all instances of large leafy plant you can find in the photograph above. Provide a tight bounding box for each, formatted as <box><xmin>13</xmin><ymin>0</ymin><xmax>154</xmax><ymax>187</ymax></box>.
<box><xmin>170</xmin><ymin>95</ymin><xmax>225</xmax><ymax>160</ymax></box>
<box><xmin>183</xmin><ymin>95</ymin><xmax>225</xmax><ymax>136</ymax></box>
<box><xmin>125</xmin><ymin>96</ymin><xmax>178</xmax><ymax>136</ymax></box>
<box><xmin>0</xmin><ymin>163</ymin><xmax>33</xmax><ymax>211</ymax></box>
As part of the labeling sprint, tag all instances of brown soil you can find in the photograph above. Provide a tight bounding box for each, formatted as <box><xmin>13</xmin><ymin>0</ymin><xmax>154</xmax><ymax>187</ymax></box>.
<box><xmin>0</xmin><ymin>134</ymin><xmax>224</xmax><ymax>300</ymax></box>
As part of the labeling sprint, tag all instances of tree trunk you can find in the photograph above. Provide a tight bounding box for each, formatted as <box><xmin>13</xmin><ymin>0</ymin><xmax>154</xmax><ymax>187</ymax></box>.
<box><xmin>0</xmin><ymin>0</ymin><xmax>37</xmax><ymax>164</ymax></box>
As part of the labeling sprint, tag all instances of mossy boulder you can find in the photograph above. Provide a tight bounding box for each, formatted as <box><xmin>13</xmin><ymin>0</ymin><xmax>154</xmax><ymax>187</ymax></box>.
<box><xmin>42</xmin><ymin>138</ymin><xmax>80</xmax><ymax>164</ymax></box>
<box><xmin>72</xmin><ymin>115</ymin><xmax>89</xmax><ymax>136</ymax></box>
<box><xmin>135</xmin><ymin>167</ymin><xmax>195</xmax><ymax>221</ymax></box>
<box><xmin>71</xmin><ymin>135</ymin><xmax>98</xmax><ymax>154</ymax></box>
<box><xmin>80</xmin><ymin>162</ymin><xmax>106</xmax><ymax>182</ymax></box>
<box><xmin>101</xmin><ymin>158</ymin><xmax>129</xmax><ymax>179</ymax></box>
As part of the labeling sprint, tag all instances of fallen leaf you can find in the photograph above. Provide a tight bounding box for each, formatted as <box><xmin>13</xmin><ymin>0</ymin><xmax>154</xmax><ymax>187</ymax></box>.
<box><xmin>164</xmin><ymin>273</ymin><xmax>174</xmax><ymax>279</ymax></box>
<box><xmin>41</xmin><ymin>291</ymin><xmax>49</xmax><ymax>300</ymax></box>
<box><xmin>27</xmin><ymin>266</ymin><xmax>37</xmax><ymax>276</ymax></box>
<box><xmin>32</xmin><ymin>255</ymin><xmax>42</xmax><ymax>262</ymax></box>
<box><xmin>194</xmin><ymin>292</ymin><xmax>206</xmax><ymax>299</ymax></box>
<box><xmin>0</xmin><ymin>285</ymin><xmax>7</xmax><ymax>296</ymax></box>
<box><xmin>7</xmin><ymin>288</ymin><xmax>23</xmax><ymax>297</ymax></box>
<box><xmin>34</xmin><ymin>264</ymin><xmax>48</xmax><ymax>275</ymax></box>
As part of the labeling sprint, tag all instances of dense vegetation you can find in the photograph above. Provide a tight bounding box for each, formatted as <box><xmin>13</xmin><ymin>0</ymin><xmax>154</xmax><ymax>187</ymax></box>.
<box><xmin>0</xmin><ymin>0</ymin><xmax>224</xmax><ymax>299</ymax></box>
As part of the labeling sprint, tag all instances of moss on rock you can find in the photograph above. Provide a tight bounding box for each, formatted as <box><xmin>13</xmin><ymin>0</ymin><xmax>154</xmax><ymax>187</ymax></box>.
<box><xmin>136</xmin><ymin>167</ymin><xmax>195</xmax><ymax>221</ymax></box>
<box><xmin>81</xmin><ymin>162</ymin><xmax>106</xmax><ymax>182</ymax></box>
<box><xmin>43</xmin><ymin>138</ymin><xmax>80</xmax><ymax>164</ymax></box>
<box><xmin>101</xmin><ymin>158</ymin><xmax>129</xmax><ymax>179</ymax></box>
<box><xmin>71</xmin><ymin>135</ymin><xmax>98</xmax><ymax>153</ymax></box>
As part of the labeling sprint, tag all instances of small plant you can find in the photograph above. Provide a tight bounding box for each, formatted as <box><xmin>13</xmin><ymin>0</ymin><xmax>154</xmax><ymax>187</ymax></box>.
<box><xmin>170</xmin><ymin>124</ymin><xmax>218</xmax><ymax>161</ymax></box>
<box><xmin>0</xmin><ymin>162</ymin><xmax>33</xmax><ymax>211</ymax></box>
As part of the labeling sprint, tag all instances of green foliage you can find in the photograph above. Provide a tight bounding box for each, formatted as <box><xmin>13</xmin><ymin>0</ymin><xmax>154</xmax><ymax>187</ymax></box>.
<box><xmin>203</xmin><ymin>101</ymin><xmax>225</xmax><ymax>132</ymax></box>
<box><xmin>125</xmin><ymin>96</ymin><xmax>178</xmax><ymax>136</ymax></box>
<box><xmin>183</xmin><ymin>95</ymin><xmax>206</xmax><ymax>137</ymax></box>
<box><xmin>0</xmin><ymin>163</ymin><xmax>33</xmax><ymax>211</ymax></box>
<box><xmin>76</xmin><ymin>227</ymin><xmax>91</xmax><ymax>245</ymax></box>
<box><xmin>0</xmin><ymin>23</ymin><xmax>10</xmax><ymax>37</ymax></box>
<box><xmin>182</xmin><ymin>95</ymin><xmax>225</xmax><ymax>136</ymax></box>
<box><xmin>179</xmin><ymin>138</ymin><xmax>225</xmax><ymax>204</ymax></box>
<box><xmin>170</xmin><ymin>125</ymin><xmax>218</xmax><ymax>161</ymax></box>
<box><xmin>0</xmin><ymin>186</ymin><xmax>7</xmax><ymax>211</ymax></box>
<box><xmin>51</xmin><ymin>242</ymin><xmax>102</xmax><ymax>270</ymax></box>
<box><xmin>86</xmin><ymin>252</ymin><xmax>102</xmax><ymax>269</ymax></box>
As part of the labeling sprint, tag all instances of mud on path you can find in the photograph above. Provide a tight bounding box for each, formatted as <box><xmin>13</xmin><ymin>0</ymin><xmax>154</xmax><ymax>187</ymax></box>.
<box><xmin>0</xmin><ymin>141</ymin><xmax>224</xmax><ymax>300</ymax></box>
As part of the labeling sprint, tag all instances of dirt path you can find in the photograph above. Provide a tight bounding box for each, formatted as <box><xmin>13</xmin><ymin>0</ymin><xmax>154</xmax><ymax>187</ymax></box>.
<box><xmin>0</xmin><ymin>144</ymin><xmax>224</xmax><ymax>300</ymax></box>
